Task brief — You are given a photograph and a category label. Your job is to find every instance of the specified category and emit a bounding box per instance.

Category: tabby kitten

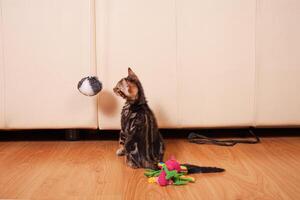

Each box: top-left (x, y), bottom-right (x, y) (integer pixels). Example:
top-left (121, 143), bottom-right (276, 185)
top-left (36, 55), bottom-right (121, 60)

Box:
top-left (113, 68), bottom-right (165, 169)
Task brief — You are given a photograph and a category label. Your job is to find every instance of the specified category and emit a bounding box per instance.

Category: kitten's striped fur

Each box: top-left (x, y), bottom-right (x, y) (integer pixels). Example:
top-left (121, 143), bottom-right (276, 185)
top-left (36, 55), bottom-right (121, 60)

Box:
top-left (113, 68), bottom-right (165, 169)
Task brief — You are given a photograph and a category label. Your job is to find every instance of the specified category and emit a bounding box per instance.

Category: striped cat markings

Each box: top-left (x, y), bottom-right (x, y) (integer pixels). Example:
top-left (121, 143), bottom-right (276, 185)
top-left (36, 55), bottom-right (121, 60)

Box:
top-left (113, 68), bottom-right (165, 169)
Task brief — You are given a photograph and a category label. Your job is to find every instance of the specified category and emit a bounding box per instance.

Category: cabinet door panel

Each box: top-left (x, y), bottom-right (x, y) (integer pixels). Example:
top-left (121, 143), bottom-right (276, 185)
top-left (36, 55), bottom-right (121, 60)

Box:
top-left (177, 0), bottom-right (256, 127)
top-left (255, 0), bottom-right (300, 126)
top-left (2, 0), bottom-right (97, 129)
top-left (0, 11), bottom-right (4, 128)
top-left (97, 0), bottom-right (177, 129)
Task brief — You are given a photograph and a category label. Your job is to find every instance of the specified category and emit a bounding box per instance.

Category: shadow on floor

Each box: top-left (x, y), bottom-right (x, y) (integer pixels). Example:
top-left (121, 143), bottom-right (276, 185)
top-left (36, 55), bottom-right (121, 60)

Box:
top-left (0, 128), bottom-right (299, 141)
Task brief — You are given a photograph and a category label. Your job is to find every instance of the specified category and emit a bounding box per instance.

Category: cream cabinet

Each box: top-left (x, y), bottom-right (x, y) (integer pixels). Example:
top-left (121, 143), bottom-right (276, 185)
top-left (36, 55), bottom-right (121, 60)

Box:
top-left (96, 0), bottom-right (256, 129)
top-left (176, 0), bottom-right (256, 127)
top-left (0, 0), bottom-right (299, 129)
top-left (96, 0), bottom-right (178, 129)
top-left (0, 24), bottom-right (4, 128)
top-left (255, 0), bottom-right (300, 126)
top-left (0, 0), bottom-right (98, 129)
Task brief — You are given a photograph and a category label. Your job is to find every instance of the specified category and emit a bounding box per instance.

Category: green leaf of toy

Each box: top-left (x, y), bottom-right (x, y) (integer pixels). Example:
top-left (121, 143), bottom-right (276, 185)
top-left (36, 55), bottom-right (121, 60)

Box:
top-left (144, 169), bottom-right (161, 177)
top-left (162, 165), bottom-right (169, 173)
top-left (174, 180), bottom-right (189, 185)
top-left (152, 171), bottom-right (162, 177)
top-left (166, 170), bottom-right (178, 180)
top-left (179, 176), bottom-right (195, 182)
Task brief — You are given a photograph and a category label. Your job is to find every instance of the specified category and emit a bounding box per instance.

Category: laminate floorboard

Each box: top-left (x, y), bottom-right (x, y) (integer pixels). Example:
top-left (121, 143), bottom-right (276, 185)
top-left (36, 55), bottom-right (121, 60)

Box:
top-left (0, 137), bottom-right (299, 200)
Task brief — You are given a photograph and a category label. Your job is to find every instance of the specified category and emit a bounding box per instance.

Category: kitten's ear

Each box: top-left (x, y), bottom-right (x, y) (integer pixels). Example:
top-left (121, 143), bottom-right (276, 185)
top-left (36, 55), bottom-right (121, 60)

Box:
top-left (128, 67), bottom-right (137, 78)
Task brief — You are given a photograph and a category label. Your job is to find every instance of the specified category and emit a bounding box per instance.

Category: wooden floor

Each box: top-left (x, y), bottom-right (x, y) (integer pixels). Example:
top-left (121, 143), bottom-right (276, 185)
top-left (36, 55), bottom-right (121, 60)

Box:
top-left (0, 137), bottom-right (299, 200)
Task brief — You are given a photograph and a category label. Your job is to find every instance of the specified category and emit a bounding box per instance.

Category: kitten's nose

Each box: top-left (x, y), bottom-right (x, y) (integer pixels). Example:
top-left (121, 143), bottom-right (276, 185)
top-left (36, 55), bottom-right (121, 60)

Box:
top-left (113, 87), bottom-right (118, 93)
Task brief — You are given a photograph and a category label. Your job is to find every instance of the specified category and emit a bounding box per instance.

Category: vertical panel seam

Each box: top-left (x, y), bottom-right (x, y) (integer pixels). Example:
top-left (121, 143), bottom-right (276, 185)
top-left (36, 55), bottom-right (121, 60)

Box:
top-left (91, 0), bottom-right (99, 129)
top-left (96, 0), bottom-right (109, 129)
top-left (0, 0), bottom-right (6, 128)
top-left (174, 0), bottom-right (180, 128)
top-left (253, 0), bottom-right (259, 127)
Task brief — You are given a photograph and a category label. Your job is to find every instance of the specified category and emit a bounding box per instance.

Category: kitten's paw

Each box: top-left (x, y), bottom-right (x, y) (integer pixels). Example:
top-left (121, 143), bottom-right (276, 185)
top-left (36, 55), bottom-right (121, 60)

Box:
top-left (127, 161), bottom-right (138, 169)
top-left (116, 147), bottom-right (125, 156)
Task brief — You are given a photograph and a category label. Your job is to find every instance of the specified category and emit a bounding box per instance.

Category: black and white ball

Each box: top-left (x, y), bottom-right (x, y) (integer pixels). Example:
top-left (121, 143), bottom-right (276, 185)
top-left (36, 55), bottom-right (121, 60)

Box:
top-left (77, 76), bottom-right (102, 96)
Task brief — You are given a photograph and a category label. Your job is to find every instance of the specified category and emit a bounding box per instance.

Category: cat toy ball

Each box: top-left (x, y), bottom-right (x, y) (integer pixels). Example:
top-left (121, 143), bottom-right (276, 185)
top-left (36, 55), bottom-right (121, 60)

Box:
top-left (77, 76), bottom-right (102, 96)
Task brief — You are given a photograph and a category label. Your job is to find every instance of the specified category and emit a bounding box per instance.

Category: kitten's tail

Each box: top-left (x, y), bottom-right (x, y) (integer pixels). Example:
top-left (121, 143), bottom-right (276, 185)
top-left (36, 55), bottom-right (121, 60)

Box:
top-left (182, 163), bottom-right (225, 174)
